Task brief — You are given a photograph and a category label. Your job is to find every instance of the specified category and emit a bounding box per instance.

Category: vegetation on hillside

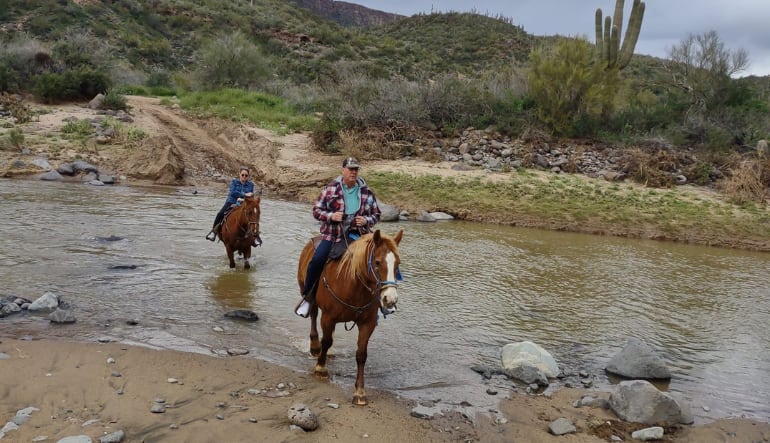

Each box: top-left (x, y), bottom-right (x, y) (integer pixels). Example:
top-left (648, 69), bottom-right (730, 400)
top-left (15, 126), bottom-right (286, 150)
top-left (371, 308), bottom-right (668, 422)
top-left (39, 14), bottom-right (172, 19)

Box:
top-left (1, 0), bottom-right (769, 204)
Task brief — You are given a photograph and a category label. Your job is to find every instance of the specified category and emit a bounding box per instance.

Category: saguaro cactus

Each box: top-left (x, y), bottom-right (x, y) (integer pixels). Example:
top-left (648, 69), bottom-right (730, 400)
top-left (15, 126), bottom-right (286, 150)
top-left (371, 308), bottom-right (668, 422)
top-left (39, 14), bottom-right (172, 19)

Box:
top-left (595, 0), bottom-right (645, 70)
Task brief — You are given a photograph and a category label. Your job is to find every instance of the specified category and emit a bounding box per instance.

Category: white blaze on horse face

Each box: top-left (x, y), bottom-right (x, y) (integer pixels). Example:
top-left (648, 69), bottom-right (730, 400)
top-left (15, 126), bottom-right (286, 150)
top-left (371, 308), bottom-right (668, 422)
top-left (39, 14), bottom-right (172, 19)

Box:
top-left (380, 251), bottom-right (399, 311)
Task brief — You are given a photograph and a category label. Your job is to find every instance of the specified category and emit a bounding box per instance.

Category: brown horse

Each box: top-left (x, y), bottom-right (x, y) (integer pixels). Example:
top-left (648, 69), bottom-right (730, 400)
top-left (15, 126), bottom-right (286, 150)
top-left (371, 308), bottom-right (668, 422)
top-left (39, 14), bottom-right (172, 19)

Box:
top-left (297, 229), bottom-right (403, 406)
top-left (218, 196), bottom-right (262, 269)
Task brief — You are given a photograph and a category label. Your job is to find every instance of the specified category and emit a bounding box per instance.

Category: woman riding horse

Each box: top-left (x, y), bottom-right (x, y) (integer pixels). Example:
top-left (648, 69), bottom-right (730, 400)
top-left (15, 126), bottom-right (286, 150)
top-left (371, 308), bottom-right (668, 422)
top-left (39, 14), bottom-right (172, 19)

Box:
top-left (205, 166), bottom-right (261, 248)
top-left (218, 195), bottom-right (262, 269)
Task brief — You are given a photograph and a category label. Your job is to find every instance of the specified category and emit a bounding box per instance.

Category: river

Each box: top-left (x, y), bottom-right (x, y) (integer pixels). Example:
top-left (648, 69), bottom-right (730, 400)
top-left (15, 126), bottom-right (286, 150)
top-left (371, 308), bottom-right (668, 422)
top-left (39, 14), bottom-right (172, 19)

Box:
top-left (0, 178), bottom-right (768, 424)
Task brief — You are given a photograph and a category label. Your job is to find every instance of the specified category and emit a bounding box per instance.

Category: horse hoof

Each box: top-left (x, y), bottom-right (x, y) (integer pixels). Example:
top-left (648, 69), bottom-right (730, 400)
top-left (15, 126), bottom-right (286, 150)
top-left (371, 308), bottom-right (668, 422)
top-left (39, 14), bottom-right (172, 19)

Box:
top-left (352, 395), bottom-right (367, 406)
top-left (314, 367), bottom-right (329, 379)
top-left (310, 347), bottom-right (321, 357)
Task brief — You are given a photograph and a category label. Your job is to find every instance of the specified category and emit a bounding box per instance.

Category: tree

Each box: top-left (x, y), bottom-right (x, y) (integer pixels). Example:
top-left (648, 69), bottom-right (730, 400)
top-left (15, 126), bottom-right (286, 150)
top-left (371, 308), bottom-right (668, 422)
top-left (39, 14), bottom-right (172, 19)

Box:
top-left (665, 30), bottom-right (749, 115)
top-left (528, 37), bottom-right (619, 135)
top-left (195, 31), bottom-right (271, 89)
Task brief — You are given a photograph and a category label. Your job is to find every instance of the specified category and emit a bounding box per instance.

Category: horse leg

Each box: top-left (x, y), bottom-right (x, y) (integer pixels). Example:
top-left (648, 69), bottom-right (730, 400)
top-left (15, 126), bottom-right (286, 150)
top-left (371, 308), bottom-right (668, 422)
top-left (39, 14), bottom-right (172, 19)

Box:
top-left (314, 316), bottom-right (335, 379)
top-left (243, 246), bottom-right (251, 269)
top-left (225, 245), bottom-right (236, 268)
top-left (352, 321), bottom-right (376, 406)
top-left (309, 304), bottom-right (321, 356)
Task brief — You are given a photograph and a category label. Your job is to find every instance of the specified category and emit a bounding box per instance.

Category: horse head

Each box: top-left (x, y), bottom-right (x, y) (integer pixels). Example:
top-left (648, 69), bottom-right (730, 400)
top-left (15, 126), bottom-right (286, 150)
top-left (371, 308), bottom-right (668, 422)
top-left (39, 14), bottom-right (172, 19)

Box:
top-left (343, 229), bottom-right (404, 313)
top-left (240, 196), bottom-right (262, 245)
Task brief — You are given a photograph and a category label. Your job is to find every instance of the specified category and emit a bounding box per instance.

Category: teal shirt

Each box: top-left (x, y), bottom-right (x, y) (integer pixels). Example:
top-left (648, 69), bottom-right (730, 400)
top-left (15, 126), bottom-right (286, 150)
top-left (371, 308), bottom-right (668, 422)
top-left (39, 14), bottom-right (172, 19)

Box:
top-left (342, 183), bottom-right (360, 215)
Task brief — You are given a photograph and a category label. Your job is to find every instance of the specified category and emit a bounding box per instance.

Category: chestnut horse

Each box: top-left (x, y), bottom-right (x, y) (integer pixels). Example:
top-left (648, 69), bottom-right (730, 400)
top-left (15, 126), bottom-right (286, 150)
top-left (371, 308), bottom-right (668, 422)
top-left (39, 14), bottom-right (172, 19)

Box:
top-left (296, 229), bottom-right (403, 406)
top-left (218, 196), bottom-right (262, 269)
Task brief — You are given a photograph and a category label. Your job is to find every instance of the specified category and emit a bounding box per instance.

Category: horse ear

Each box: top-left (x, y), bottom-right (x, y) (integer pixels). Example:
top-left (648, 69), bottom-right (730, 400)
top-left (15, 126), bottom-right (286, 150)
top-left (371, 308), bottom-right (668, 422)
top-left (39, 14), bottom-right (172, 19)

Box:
top-left (373, 230), bottom-right (381, 243)
top-left (393, 229), bottom-right (403, 245)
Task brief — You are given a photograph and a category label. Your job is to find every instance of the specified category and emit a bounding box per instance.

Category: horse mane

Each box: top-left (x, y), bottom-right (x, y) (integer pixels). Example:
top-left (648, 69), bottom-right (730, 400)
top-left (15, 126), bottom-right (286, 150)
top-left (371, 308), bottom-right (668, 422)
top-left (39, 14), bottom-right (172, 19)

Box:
top-left (337, 232), bottom-right (399, 281)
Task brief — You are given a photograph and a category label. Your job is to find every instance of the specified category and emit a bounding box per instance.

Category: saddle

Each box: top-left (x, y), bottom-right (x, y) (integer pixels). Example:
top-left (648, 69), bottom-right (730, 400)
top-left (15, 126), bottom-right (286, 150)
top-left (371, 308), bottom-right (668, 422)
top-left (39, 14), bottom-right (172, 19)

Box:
top-left (312, 231), bottom-right (360, 261)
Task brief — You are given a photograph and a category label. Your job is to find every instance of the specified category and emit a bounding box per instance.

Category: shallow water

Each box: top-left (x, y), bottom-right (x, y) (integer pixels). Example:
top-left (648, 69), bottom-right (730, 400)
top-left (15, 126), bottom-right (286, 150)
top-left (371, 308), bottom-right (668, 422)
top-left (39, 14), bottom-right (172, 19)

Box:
top-left (1, 178), bottom-right (768, 424)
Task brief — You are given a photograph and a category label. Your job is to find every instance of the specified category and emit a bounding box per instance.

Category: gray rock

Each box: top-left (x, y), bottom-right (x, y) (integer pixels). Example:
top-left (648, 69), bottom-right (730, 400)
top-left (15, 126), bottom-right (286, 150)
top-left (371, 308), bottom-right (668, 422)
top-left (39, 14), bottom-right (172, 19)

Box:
top-left (99, 430), bottom-right (125, 443)
top-left (548, 417), bottom-right (576, 435)
top-left (224, 309), bottom-right (259, 321)
top-left (40, 170), bottom-right (63, 181)
top-left (606, 337), bottom-right (671, 379)
top-left (57, 436), bottom-right (92, 443)
top-left (287, 403), bottom-right (318, 431)
top-left (379, 203), bottom-right (400, 222)
top-left (631, 426), bottom-right (664, 441)
top-left (415, 210), bottom-right (436, 222)
top-left (49, 309), bottom-right (77, 324)
top-left (410, 405), bottom-right (443, 419)
top-left (609, 380), bottom-right (686, 425)
top-left (29, 292), bottom-right (60, 311)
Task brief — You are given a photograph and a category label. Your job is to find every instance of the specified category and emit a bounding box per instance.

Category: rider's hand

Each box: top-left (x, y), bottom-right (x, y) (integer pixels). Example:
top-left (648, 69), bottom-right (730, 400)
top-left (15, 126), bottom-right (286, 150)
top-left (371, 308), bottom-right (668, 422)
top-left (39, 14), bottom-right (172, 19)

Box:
top-left (356, 216), bottom-right (366, 226)
top-left (331, 211), bottom-right (344, 222)
top-left (245, 192), bottom-right (253, 197)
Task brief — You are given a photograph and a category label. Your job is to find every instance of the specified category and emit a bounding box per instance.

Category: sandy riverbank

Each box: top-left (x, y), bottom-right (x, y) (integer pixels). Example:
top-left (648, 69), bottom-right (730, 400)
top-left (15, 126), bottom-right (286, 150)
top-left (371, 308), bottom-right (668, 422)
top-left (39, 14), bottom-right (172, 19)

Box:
top-left (1, 338), bottom-right (768, 442)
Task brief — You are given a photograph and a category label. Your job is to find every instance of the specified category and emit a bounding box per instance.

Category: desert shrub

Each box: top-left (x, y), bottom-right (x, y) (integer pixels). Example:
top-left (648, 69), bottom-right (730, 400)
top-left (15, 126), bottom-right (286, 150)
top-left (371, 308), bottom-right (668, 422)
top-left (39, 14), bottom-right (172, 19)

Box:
top-left (4, 128), bottom-right (24, 149)
top-left (52, 29), bottom-right (113, 71)
top-left (62, 119), bottom-right (95, 138)
top-left (33, 67), bottom-right (111, 102)
top-left (0, 93), bottom-right (33, 123)
top-left (720, 158), bottom-right (768, 204)
top-left (101, 90), bottom-right (127, 110)
top-left (528, 37), bottom-right (619, 135)
top-left (194, 31), bottom-right (272, 89)
top-left (621, 148), bottom-right (679, 188)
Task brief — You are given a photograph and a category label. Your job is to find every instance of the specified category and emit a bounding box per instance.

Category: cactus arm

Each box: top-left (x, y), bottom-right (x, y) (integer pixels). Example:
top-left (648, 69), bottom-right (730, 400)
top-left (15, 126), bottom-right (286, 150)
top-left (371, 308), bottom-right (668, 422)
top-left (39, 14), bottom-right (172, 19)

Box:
top-left (612, 0), bottom-right (625, 46)
top-left (595, 8), bottom-right (604, 59)
top-left (618, 0), bottom-right (645, 68)
top-left (603, 16), bottom-right (612, 65)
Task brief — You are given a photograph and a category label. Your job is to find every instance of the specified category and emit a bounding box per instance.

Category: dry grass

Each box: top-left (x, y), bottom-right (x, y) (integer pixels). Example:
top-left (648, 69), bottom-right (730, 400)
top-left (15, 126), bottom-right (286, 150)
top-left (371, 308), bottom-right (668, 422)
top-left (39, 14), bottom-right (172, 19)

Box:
top-left (720, 156), bottom-right (770, 204)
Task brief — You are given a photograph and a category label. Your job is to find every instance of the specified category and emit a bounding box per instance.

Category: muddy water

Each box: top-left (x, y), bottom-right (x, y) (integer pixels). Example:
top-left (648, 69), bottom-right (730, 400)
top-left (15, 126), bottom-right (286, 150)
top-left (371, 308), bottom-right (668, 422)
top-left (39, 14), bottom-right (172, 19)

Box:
top-left (1, 178), bottom-right (768, 424)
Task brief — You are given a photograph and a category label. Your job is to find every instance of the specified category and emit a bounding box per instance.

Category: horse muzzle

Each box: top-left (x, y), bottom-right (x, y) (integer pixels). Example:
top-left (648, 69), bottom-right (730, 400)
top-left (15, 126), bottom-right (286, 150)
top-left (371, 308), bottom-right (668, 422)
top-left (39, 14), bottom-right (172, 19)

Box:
top-left (379, 284), bottom-right (398, 314)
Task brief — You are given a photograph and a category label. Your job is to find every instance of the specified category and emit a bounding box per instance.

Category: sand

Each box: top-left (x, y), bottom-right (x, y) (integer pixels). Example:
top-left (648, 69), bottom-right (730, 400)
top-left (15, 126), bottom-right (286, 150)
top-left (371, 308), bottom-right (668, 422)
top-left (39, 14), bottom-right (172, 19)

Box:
top-left (1, 337), bottom-right (768, 443)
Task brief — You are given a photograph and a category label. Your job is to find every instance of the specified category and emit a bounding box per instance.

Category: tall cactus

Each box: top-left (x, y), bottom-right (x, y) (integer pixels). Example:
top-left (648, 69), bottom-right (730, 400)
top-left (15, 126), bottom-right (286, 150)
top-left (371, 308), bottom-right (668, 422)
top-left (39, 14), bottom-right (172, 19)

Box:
top-left (595, 0), bottom-right (645, 70)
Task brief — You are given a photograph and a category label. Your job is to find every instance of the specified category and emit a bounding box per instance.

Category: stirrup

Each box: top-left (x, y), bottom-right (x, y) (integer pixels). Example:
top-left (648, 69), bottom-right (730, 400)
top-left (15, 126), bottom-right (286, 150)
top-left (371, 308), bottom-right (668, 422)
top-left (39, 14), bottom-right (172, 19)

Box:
top-left (295, 299), bottom-right (311, 318)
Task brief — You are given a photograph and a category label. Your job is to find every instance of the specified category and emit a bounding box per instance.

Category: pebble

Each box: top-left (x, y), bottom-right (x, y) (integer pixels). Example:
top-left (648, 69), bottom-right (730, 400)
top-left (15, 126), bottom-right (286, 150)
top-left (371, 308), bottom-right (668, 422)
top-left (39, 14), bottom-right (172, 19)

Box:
top-left (167, 378), bottom-right (178, 384)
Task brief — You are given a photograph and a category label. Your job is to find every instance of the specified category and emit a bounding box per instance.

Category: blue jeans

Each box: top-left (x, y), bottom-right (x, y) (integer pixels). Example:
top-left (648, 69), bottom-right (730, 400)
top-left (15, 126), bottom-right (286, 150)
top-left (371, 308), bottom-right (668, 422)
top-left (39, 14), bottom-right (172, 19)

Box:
top-left (303, 239), bottom-right (332, 300)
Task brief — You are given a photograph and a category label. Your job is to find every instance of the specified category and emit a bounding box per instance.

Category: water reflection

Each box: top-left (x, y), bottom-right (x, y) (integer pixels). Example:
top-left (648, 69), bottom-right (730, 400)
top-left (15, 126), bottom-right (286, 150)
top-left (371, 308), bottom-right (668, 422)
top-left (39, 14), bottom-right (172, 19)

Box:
top-left (208, 272), bottom-right (257, 310)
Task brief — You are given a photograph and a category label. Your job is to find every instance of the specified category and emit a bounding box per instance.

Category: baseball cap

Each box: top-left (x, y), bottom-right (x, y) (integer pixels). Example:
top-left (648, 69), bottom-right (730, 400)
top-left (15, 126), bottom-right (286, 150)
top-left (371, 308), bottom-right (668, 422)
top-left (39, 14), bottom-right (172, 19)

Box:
top-left (342, 157), bottom-right (360, 169)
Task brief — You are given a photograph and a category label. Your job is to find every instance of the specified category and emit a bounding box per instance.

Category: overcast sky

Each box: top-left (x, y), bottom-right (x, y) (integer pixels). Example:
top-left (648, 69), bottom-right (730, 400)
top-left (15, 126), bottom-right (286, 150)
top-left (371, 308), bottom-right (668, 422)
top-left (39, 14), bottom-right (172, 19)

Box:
top-left (347, 0), bottom-right (770, 77)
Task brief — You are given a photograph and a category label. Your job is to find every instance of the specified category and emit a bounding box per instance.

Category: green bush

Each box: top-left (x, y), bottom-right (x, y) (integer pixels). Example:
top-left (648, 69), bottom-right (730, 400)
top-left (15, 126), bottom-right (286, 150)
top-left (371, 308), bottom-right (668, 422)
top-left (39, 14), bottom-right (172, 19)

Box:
top-left (33, 67), bottom-right (111, 102)
top-left (194, 31), bottom-right (272, 89)
top-left (102, 90), bottom-right (128, 110)
top-left (528, 37), bottom-right (618, 135)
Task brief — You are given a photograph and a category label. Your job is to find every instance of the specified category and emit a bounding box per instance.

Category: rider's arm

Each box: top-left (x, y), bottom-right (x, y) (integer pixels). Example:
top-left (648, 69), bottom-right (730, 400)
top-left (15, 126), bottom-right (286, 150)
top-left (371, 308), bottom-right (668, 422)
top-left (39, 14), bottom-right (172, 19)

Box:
top-left (312, 185), bottom-right (336, 222)
top-left (361, 189), bottom-right (381, 227)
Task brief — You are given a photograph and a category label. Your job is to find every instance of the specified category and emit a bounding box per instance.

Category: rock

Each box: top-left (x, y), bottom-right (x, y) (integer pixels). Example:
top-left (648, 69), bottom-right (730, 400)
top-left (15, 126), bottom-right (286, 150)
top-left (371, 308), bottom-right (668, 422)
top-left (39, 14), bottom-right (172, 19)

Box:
top-left (631, 426), bottom-right (664, 441)
top-left (99, 430), bottom-right (125, 443)
top-left (49, 309), bottom-right (77, 324)
top-left (28, 291), bottom-right (59, 311)
top-left (605, 337), bottom-right (671, 379)
top-left (379, 203), bottom-right (400, 222)
top-left (287, 403), bottom-right (318, 431)
top-left (501, 341), bottom-right (559, 378)
top-left (548, 417), bottom-right (576, 435)
top-left (609, 380), bottom-right (686, 425)
top-left (40, 170), bottom-right (63, 181)
top-left (224, 309), bottom-right (259, 321)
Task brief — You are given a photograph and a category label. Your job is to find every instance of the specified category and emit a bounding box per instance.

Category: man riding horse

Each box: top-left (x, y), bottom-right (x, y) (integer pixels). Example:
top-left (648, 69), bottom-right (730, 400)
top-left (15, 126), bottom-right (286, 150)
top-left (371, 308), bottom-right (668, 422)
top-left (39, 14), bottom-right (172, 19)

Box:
top-left (294, 157), bottom-right (382, 317)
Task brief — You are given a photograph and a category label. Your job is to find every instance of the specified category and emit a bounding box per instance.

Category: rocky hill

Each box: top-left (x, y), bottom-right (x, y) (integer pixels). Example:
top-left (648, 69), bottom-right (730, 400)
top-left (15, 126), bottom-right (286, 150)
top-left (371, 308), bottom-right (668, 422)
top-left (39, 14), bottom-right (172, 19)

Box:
top-left (289, 0), bottom-right (403, 26)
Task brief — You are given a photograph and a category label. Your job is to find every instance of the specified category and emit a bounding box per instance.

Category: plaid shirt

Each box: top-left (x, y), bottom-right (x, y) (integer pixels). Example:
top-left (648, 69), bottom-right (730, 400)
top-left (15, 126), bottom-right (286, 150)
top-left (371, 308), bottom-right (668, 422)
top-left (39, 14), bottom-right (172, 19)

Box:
top-left (313, 176), bottom-right (381, 242)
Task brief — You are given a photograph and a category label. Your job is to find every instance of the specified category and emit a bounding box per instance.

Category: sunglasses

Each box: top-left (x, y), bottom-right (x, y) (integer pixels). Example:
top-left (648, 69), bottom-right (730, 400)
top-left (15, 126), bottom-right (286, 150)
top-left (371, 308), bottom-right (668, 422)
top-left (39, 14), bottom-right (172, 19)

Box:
top-left (240, 173), bottom-right (249, 177)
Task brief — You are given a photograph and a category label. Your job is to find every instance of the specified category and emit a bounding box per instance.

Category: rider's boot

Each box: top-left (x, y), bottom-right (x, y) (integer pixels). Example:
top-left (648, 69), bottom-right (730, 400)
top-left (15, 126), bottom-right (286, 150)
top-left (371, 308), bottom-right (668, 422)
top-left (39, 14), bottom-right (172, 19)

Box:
top-left (295, 286), bottom-right (317, 318)
top-left (205, 230), bottom-right (216, 241)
